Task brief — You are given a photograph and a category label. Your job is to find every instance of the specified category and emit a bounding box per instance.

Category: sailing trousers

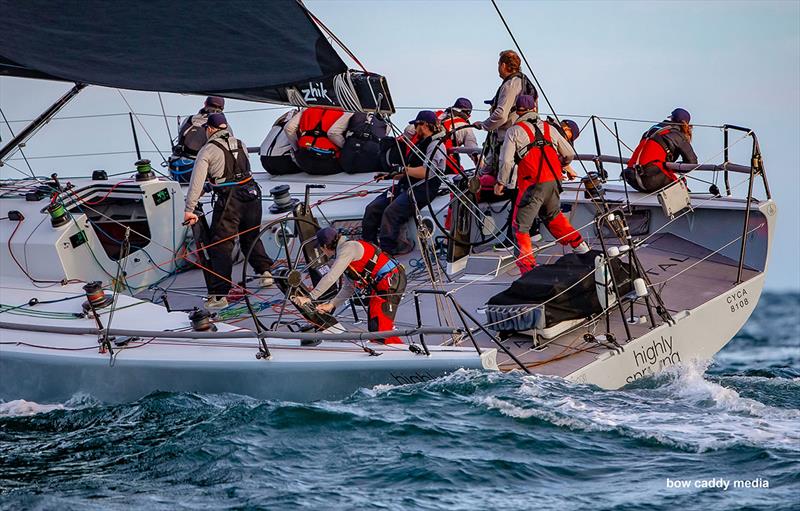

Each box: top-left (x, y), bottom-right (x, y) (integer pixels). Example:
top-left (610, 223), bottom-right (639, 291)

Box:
top-left (513, 180), bottom-right (583, 273)
top-left (294, 150), bottom-right (342, 175)
top-left (260, 155), bottom-right (301, 176)
top-left (206, 183), bottom-right (274, 297)
top-left (362, 179), bottom-right (440, 255)
top-left (622, 164), bottom-right (675, 193)
top-left (366, 268), bottom-right (407, 344)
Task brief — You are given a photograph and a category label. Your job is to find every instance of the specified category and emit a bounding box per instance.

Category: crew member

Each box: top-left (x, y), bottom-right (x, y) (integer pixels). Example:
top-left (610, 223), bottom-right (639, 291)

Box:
top-left (285, 106), bottom-right (352, 175)
top-left (168, 96), bottom-right (227, 182)
top-left (560, 119), bottom-right (580, 146)
top-left (362, 110), bottom-right (447, 256)
top-left (474, 50), bottom-right (537, 175)
top-left (623, 108), bottom-right (697, 193)
top-left (259, 109), bottom-right (301, 175)
top-left (440, 97), bottom-right (480, 171)
top-left (495, 95), bottom-right (589, 273)
top-left (174, 96), bottom-right (226, 158)
top-left (474, 50), bottom-right (537, 248)
top-left (183, 113), bottom-right (275, 309)
top-left (294, 227), bottom-right (407, 345)
top-left (546, 117), bottom-right (581, 180)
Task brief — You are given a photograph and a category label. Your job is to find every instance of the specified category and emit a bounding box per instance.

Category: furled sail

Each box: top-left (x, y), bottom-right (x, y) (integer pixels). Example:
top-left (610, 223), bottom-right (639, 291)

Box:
top-left (0, 0), bottom-right (394, 113)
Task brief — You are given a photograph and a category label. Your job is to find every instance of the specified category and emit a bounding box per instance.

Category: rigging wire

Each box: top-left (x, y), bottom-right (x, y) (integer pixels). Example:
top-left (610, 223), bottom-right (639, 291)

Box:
top-left (115, 89), bottom-right (170, 172)
top-left (490, 0), bottom-right (558, 123)
top-left (157, 92), bottom-right (174, 142)
top-left (0, 107), bottom-right (37, 178)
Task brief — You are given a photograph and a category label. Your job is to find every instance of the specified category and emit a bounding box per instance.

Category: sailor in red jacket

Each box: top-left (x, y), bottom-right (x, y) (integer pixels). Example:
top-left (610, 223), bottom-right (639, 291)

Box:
top-left (293, 227), bottom-right (407, 344)
top-left (440, 97), bottom-right (480, 172)
top-left (285, 106), bottom-right (352, 175)
top-left (623, 108), bottom-right (697, 193)
top-left (495, 95), bottom-right (589, 273)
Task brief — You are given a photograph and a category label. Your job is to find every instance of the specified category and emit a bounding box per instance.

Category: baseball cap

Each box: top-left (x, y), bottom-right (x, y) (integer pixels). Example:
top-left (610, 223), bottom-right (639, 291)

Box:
top-left (515, 95), bottom-right (536, 111)
top-left (408, 110), bottom-right (438, 125)
top-left (670, 108), bottom-right (691, 123)
top-left (203, 112), bottom-right (228, 129)
top-left (452, 97), bottom-right (473, 112)
top-left (561, 119), bottom-right (580, 141)
top-left (205, 96), bottom-right (225, 109)
top-left (315, 226), bottom-right (339, 248)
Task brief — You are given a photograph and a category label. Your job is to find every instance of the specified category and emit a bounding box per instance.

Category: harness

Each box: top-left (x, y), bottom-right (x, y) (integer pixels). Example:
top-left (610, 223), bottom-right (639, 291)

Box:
top-left (631, 125), bottom-right (679, 181)
top-left (264, 110), bottom-right (296, 157)
top-left (343, 240), bottom-right (399, 289)
top-left (208, 137), bottom-right (253, 188)
top-left (348, 113), bottom-right (384, 143)
top-left (515, 120), bottom-right (562, 185)
top-left (441, 114), bottom-right (468, 174)
top-left (490, 72), bottom-right (536, 110)
top-left (298, 107), bottom-right (345, 157)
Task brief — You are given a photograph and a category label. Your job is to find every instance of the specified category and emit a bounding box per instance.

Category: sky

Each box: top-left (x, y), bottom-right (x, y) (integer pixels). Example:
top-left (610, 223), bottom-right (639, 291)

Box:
top-left (0, 0), bottom-right (798, 290)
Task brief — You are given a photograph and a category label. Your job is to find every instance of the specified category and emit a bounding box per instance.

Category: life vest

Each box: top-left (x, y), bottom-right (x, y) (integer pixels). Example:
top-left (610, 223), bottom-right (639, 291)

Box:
top-left (297, 107), bottom-right (345, 158)
top-left (545, 116), bottom-right (570, 143)
top-left (515, 121), bottom-right (562, 185)
top-left (490, 72), bottom-right (537, 111)
top-left (340, 112), bottom-right (388, 174)
top-left (441, 114), bottom-right (469, 174)
top-left (404, 134), bottom-right (431, 167)
top-left (260, 110), bottom-right (297, 158)
top-left (175, 111), bottom-right (210, 157)
top-left (627, 126), bottom-right (679, 181)
top-left (208, 136), bottom-right (252, 187)
top-left (343, 240), bottom-right (397, 288)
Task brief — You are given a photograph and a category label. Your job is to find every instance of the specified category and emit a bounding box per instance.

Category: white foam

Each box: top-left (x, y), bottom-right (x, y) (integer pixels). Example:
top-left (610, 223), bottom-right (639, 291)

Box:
top-left (487, 363), bottom-right (800, 453)
top-left (0, 399), bottom-right (64, 417)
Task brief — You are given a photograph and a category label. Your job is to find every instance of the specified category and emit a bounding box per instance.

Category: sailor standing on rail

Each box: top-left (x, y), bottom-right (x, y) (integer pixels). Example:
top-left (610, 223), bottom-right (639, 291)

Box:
top-left (495, 95), bottom-right (589, 274)
top-left (183, 113), bottom-right (275, 310)
top-left (293, 227), bottom-right (407, 345)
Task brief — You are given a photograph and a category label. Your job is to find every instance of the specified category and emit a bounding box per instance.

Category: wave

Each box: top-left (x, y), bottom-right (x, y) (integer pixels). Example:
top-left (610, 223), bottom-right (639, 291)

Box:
top-left (474, 361), bottom-right (800, 453)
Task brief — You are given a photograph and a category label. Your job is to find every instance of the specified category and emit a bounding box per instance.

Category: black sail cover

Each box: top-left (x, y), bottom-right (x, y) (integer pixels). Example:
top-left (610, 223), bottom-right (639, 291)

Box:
top-left (0, 0), bottom-right (394, 113)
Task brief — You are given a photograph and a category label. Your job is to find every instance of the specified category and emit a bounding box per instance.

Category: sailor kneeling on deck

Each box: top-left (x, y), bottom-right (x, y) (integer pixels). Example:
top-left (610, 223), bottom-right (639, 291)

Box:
top-left (495, 95), bottom-right (588, 274)
top-left (622, 108), bottom-right (697, 193)
top-left (294, 227), bottom-right (407, 345)
top-left (183, 113), bottom-right (275, 309)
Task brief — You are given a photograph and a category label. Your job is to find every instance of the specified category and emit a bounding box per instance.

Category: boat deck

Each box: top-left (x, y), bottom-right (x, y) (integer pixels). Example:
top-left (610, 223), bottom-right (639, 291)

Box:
top-left (150, 232), bottom-right (759, 379)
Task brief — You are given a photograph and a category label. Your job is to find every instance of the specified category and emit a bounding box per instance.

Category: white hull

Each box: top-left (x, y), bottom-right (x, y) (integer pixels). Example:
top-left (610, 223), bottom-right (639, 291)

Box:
top-left (0, 173), bottom-right (775, 402)
top-left (569, 274), bottom-right (765, 388)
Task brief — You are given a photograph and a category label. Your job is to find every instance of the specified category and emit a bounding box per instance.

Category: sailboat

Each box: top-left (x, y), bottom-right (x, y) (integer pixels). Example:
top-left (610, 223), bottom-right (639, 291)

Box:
top-left (0, 1), bottom-right (775, 403)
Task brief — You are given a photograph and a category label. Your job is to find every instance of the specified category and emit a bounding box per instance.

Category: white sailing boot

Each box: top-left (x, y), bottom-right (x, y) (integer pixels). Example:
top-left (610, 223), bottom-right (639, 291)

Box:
top-left (205, 296), bottom-right (229, 310)
top-left (260, 270), bottom-right (275, 288)
top-left (573, 241), bottom-right (590, 254)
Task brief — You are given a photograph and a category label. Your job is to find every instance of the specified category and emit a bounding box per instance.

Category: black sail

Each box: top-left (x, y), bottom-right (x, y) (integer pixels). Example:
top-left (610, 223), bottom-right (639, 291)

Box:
top-left (0, 0), bottom-right (393, 112)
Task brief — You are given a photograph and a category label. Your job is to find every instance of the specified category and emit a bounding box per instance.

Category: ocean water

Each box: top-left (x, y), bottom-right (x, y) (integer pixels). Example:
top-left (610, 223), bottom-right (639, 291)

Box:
top-left (1, 293), bottom-right (798, 510)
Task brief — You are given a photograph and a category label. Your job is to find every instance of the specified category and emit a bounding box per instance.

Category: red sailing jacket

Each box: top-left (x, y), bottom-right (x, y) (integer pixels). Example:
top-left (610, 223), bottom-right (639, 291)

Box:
top-left (628, 127), bottom-right (679, 181)
top-left (298, 107), bottom-right (345, 157)
top-left (515, 121), bottom-right (562, 185)
top-left (343, 240), bottom-right (393, 287)
top-left (441, 116), bottom-right (468, 174)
